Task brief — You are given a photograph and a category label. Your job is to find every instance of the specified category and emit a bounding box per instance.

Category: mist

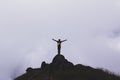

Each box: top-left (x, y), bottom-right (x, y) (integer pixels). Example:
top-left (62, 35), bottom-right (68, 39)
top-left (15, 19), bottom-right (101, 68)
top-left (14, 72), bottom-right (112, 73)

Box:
top-left (0, 0), bottom-right (120, 80)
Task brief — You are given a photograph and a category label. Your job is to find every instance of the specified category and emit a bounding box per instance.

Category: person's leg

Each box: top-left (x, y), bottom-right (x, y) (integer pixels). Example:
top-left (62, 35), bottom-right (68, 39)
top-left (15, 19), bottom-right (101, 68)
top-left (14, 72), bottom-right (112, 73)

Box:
top-left (58, 45), bottom-right (60, 55)
top-left (59, 45), bottom-right (61, 54)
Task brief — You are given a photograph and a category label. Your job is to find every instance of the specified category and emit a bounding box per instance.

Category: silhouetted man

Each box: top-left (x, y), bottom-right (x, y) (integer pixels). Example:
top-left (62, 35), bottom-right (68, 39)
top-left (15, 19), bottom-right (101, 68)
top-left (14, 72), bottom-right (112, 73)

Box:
top-left (52, 39), bottom-right (67, 55)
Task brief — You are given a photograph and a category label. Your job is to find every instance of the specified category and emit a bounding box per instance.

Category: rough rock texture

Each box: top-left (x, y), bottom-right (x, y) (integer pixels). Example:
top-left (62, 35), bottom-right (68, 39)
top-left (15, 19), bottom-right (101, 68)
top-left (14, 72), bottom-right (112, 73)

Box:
top-left (15, 54), bottom-right (120, 80)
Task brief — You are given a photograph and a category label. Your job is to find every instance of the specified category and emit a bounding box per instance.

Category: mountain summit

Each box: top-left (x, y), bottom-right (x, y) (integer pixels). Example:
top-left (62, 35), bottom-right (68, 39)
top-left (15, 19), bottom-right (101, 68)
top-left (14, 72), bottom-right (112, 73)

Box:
top-left (15, 54), bottom-right (120, 80)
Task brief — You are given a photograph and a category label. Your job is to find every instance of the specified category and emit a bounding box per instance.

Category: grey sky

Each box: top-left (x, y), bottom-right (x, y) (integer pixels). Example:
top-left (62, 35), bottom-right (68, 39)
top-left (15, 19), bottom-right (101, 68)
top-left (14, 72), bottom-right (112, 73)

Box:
top-left (0, 0), bottom-right (120, 80)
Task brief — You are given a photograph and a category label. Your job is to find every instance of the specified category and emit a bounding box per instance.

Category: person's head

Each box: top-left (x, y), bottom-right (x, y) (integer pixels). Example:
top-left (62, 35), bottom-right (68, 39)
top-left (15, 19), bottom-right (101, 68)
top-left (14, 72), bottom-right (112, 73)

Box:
top-left (58, 39), bottom-right (61, 41)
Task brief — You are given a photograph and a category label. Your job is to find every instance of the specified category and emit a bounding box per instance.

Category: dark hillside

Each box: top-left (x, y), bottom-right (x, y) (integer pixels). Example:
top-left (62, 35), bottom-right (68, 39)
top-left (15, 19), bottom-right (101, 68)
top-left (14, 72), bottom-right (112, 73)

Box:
top-left (15, 54), bottom-right (120, 80)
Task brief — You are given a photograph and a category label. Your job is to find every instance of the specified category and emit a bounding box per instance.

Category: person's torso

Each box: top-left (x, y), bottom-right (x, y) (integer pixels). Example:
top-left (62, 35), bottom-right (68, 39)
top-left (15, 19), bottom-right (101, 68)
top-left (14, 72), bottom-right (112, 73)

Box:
top-left (57, 41), bottom-right (61, 46)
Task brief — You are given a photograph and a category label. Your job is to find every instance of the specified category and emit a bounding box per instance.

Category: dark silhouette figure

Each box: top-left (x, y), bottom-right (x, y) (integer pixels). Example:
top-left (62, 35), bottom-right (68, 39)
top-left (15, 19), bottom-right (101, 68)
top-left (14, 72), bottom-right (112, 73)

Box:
top-left (52, 39), bottom-right (67, 55)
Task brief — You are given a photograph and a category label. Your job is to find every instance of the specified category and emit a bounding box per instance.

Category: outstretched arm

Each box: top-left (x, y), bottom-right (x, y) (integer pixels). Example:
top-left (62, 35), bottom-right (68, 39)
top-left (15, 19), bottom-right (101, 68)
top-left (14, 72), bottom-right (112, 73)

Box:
top-left (61, 39), bottom-right (67, 42)
top-left (52, 39), bottom-right (57, 42)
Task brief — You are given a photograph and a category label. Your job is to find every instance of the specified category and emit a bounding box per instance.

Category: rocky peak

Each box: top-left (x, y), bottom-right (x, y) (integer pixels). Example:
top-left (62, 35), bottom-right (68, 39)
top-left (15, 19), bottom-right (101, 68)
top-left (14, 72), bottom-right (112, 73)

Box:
top-left (51, 54), bottom-right (74, 70)
top-left (15, 54), bottom-right (120, 80)
top-left (41, 54), bottom-right (74, 71)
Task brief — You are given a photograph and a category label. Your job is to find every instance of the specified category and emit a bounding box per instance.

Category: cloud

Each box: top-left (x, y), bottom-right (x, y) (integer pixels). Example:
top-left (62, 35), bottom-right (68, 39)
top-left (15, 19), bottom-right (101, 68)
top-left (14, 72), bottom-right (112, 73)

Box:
top-left (0, 0), bottom-right (120, 80)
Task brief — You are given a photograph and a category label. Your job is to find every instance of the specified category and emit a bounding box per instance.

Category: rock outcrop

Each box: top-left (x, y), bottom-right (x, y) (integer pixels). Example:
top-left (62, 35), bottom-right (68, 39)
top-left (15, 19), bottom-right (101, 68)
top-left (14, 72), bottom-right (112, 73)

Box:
top-left (15, 54), bottom-right (120, 80)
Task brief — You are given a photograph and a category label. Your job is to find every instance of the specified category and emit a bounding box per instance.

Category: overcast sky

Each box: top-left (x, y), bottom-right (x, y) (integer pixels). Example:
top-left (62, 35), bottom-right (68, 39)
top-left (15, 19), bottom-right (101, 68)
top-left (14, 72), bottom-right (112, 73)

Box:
top-left (0, 0), bottom-right (120, 80)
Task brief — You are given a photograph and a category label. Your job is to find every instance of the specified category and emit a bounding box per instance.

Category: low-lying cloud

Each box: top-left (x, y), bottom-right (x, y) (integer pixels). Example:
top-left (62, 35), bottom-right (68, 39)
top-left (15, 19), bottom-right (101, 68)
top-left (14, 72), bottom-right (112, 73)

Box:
top-left (0, 0), bottom-right (120, 80)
